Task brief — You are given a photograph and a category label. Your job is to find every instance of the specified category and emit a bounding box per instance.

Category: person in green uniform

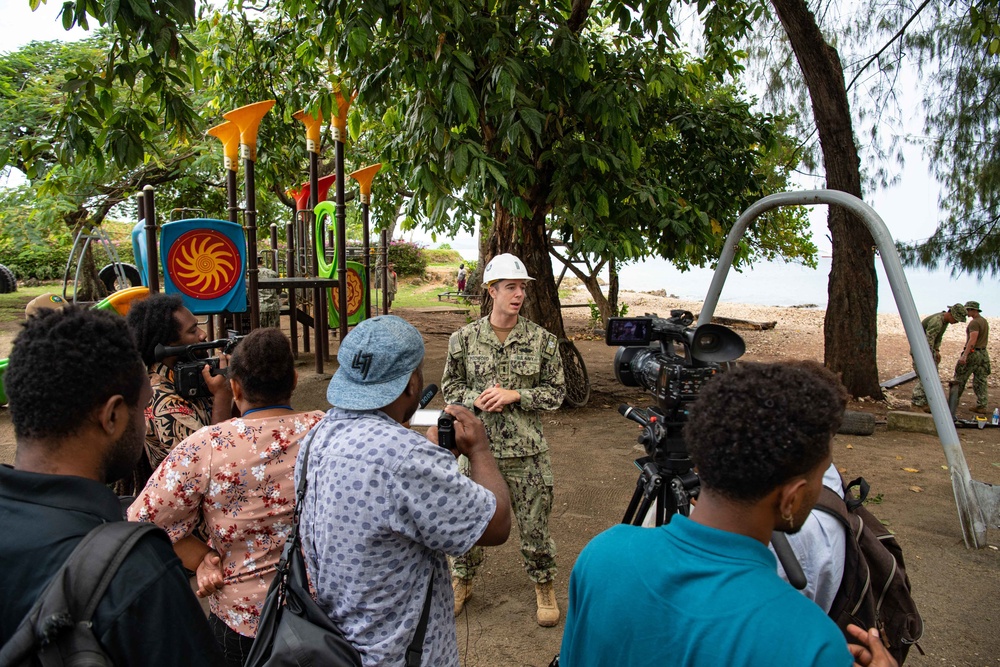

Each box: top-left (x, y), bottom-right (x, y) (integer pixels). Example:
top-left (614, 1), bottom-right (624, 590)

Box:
top-left (911, 303), bottom-right (966, 411)
top-left (442, 253), bottom-right (565, 627)
top-left (952, 300), bottom-right (991, 414)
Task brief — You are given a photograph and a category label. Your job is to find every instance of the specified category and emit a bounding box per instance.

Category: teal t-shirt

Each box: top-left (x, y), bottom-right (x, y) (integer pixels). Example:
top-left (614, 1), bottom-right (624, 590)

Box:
top-left (560, 515), bottom-right (852, 667)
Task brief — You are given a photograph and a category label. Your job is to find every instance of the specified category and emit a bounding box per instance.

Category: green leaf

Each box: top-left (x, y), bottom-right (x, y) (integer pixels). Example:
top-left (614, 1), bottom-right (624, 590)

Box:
top-left (597, 193), bottom-right (610, 217)
top-left (348, 28), bottom-right (368, 57)
top-left (485, 161), bottom-right (508, 190)
top-left (453, 82), bottom-right (475, 122)
top-left (348, 109), bottom-right (362, 142)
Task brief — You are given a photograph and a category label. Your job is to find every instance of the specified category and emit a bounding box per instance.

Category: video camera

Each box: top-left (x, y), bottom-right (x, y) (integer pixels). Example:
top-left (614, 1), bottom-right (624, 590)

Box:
top-left (607, 310), bottom-right (746, 417)
top-left (154, 335), bottom-right (244, 399)
top-left (606, 311), bottom-right (745, 525)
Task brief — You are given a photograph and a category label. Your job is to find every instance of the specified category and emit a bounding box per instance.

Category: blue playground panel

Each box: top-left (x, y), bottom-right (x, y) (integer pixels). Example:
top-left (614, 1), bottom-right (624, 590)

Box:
top-left (160, 219), bottom-right (247, 315)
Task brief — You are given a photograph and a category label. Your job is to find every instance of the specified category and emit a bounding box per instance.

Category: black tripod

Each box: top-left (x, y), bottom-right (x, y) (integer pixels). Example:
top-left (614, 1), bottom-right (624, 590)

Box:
top-left (617, 403), bottom-right (806, 589)
top-left (619, 405), bottom-right (698, 526)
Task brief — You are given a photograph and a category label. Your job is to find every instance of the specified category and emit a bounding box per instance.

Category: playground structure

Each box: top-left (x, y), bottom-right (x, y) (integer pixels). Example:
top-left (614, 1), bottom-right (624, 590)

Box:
top-left (133, 94), bottom-right (390, 374)
top-left (0, 91), bottom-right (395, 404)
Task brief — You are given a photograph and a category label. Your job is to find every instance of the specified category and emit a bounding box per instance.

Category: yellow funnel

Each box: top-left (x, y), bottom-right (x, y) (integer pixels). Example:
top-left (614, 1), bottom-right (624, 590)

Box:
top-left (206, 121), bottom-right (240, 172)
top-left (349, 163), bottom-right (382, 204)
top-left (223, 100), bottom-right (276, 162)
top-left (331, 87), bottom-right (357, 143)
top-left (293, 108), bottom-right (324, 154)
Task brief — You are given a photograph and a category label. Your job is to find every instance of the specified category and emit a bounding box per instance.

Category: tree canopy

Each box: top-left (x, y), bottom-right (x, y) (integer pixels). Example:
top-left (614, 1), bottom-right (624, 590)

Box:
top-left (6, 0), bottom-right (817, 336)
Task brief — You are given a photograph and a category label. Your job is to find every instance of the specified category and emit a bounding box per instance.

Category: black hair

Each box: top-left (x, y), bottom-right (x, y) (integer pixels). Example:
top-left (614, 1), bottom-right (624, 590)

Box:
top-left (126, 294), bottom-right (185, 366)
top-left (683, 361), bottom-right (847, 503)
top-left (228, 328), bottom-right (296, 406)
top-left (7, 307), bottom-right (146, 441)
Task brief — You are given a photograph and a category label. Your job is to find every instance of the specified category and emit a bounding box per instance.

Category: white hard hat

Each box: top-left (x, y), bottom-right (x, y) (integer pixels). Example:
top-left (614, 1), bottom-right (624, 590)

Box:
top-left (482, 253), bottom-right (534, 287)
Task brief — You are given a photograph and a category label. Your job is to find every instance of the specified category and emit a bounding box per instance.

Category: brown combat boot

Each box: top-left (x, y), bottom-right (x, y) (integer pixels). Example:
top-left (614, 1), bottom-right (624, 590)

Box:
top-left (972, 406), bottom-right (990, 415)
top-left (452, 577), bottom-right (473, 616)
top-left (534, 581), bottom-right (560, 627)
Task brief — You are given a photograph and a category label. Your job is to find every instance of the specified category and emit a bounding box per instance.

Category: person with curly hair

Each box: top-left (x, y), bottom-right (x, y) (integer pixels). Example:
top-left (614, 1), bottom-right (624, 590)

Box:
top-left (0, 307), bottom-right (220, 665)
top-left (124, 294), bottom-right (233, 491)
top-left (559, 362), bottom-right (896, 667)
top-left (129, 328), bottom-right (323, 667)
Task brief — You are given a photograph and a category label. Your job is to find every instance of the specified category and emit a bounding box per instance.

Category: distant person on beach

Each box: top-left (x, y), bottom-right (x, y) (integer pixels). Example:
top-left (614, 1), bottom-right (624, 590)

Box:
top-left (951, 300), bottom-right (991, 414)
top-left (911, 303), bottom-right (967, 411)
top-left (457, 263), bottom-right (467, 293)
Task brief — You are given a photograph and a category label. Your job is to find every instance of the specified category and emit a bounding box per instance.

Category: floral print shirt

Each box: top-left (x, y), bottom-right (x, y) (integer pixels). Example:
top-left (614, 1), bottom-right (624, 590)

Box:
top-left (129, 410), bottom-right (324, 637)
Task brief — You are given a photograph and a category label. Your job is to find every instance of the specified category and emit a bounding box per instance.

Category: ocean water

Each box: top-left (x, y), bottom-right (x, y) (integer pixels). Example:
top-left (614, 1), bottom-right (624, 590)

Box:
top-left (455, 250), bottom-right (1000, 316)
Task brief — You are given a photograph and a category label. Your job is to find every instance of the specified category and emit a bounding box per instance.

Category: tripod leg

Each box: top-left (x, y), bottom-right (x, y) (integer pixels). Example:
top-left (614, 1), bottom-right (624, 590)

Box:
top-left (622, 475), bottom-right (646, 525)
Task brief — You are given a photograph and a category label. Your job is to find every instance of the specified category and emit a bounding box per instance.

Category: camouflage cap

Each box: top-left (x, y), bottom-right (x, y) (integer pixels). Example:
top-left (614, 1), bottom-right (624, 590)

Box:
top-left (949, 303), bottom-right (968, 322)
top-left (964, 300), bottom-right (982, 313)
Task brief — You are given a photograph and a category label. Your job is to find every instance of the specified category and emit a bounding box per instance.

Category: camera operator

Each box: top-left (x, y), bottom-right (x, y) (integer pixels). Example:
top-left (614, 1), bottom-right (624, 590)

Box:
top-left (122, 294), bottom-right (233, 491)
top-left (297, 315), bottom-right (511, 667)
top-left (442, 253), bottom-right (565, 627)
top-left (559, 363), bottom-right (896, 667)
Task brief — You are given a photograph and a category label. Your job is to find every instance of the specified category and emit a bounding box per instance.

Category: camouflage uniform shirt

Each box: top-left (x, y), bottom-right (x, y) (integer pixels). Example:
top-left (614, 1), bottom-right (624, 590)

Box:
top-left (443, 316), bottom-right (565, 458)
top-left (922, 312), bottom-right (949, 354)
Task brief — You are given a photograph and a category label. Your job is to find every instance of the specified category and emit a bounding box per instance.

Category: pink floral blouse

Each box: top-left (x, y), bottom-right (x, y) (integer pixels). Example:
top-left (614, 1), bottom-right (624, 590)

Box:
top-left (129, 410), bottom-right (324, 637)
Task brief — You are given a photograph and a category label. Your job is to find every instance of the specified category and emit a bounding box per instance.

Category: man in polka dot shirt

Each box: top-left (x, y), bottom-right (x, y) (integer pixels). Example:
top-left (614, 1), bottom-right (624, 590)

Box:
top-left (296, 315), bottom-right (512, 667)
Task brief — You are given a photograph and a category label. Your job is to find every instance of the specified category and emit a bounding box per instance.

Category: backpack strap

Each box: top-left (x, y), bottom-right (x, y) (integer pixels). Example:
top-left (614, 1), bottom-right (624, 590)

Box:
top-left (0, 521), bottom-right (161, 665)
top-left (404, 573), bottom-right (435, 667)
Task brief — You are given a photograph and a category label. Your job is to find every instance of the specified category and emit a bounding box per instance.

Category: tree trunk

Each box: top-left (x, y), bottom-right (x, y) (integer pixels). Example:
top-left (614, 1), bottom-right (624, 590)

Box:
top-left (76, 241), bottom-right (108, 302)
top-left (485, 200), bottom-right (567, 338)
top-left (770, 0), bottom-right (882, 398)
top-left (608, 256), bottom-right (619, 318)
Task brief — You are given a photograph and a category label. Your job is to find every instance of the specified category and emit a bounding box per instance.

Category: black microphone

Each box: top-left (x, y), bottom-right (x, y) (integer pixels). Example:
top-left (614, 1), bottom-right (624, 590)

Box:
top-left (419, 383), bottom-right (439, 409)
top-left (618, 404), bottom-right (648, 426)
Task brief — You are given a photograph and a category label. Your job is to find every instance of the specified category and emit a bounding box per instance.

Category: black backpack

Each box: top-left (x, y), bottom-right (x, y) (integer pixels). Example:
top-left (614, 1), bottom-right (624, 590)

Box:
top-left (0, 521), bottom-right (160, 666)
top-left (813, 477), bottom-right (924, 664)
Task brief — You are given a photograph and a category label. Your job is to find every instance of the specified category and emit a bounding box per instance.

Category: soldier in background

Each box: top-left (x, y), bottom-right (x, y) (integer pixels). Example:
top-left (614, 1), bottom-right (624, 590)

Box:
top-left (257, 253), bottom-right (281, 329)
top-left (442, 253), bottom-right (565, 627)
top-left (910, 302), bottom-right (966, 412)
top-left (952, 300), bottom-right (991, 414)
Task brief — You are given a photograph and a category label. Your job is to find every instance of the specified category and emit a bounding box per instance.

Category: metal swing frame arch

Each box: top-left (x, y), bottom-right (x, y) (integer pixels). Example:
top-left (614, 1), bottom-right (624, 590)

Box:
top-left (698, 190), bottom-right (998, 549)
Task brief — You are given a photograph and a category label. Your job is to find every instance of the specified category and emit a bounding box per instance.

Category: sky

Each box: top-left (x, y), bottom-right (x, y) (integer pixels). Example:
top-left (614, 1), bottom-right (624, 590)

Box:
top-left (0, 1), bottom-right (958, 258)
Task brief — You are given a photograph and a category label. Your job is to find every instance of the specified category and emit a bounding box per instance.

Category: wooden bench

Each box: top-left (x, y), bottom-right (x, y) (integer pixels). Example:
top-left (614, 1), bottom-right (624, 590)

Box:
top-left (438, 291), bottom-right (480, 303)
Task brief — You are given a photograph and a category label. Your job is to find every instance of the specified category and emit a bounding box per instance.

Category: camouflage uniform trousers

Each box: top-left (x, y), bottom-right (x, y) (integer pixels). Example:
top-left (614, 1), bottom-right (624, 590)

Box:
top-left (451, 450), bottom-right (557, 584)
top-left (952, 349), bottom-right (992, 409)
top-left (910, 355), bottom-right (941, 407)
top-left (260, 308), bottom-right (280, 328)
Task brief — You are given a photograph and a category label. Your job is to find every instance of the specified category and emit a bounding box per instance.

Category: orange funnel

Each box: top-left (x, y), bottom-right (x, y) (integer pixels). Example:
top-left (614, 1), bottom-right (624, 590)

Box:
top-left (293, 108), bottom-right (324, 154)
top-left (223, 100), bottom-right (276, 162)
top-left (331, 87), bottom-right (357, 143)
top-left (207, 121), bottom-right (240, 172)
top-left (349, 163), bottom-right (382, 204)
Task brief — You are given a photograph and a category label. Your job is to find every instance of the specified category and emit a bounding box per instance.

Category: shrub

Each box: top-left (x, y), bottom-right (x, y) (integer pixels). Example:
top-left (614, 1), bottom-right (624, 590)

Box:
top-left (388, 240), bottom-right (427, 277)
top-left (0, 222), bottom-right (136, 281)
top-left (0, 244), bottom-right (68, 281)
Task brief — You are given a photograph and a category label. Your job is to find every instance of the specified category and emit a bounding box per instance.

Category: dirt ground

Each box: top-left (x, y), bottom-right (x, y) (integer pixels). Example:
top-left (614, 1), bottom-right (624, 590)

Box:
top-left (1, 286), bottom-right (999, 665)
